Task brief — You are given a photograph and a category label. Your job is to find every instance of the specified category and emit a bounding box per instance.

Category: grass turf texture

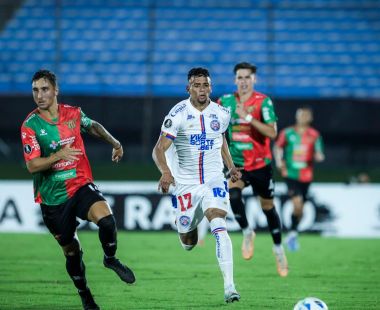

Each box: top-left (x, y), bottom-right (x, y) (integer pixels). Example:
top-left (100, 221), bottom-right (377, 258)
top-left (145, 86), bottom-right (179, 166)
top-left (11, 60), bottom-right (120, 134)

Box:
top-left (0, 232), bottom-right (378, 309)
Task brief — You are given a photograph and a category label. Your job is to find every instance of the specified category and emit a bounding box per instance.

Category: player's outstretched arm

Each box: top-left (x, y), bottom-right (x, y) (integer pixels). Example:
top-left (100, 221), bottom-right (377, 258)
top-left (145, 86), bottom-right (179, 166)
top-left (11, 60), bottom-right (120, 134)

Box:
top-left (152, 135), bottom-right (175, 193)
top-left (86, 121), bottom-right (123, 162)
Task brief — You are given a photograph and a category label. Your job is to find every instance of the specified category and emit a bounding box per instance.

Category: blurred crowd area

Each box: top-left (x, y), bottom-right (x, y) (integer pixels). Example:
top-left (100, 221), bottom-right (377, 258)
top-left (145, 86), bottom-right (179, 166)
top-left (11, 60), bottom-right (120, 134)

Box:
top-left (0, 0), bottom-right (379, 181)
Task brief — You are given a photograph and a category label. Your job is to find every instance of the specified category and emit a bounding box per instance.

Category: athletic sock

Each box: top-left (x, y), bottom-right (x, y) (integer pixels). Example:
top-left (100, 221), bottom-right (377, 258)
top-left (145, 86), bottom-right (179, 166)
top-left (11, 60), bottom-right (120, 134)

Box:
top-left (263, 207), bottom-right (282, 245)
top-left (229, 188), bottom-right (249, 230)
top-left (210, 217), bottom-right (234, 290)
top-left (98, 214), bottom-right (117, 258)
top-left (65, 251), bottom-right (88, 292)
top-left (290, 214), bottom-right (300, 232)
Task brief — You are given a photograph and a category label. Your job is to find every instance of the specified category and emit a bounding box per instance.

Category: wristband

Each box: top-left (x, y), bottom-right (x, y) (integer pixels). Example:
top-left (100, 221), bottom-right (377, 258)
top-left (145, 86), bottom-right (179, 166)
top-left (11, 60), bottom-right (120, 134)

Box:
top-left (245, 114), bottom-right (253, 123)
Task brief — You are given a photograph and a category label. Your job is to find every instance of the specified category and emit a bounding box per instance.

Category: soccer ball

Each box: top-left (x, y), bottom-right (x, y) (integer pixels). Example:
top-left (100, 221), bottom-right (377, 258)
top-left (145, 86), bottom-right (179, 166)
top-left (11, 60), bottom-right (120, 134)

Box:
top-left (293, 297), bottom-right (328, 310)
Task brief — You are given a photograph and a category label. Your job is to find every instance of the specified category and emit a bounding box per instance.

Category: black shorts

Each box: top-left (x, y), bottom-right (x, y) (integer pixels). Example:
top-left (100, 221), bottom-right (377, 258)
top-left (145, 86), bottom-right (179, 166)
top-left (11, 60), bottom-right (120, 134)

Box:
top-left (40, 183), bottom-right (106, 246)
top-left (241, 164), bottom-right (275, 199)
top-left (285, 178), bottom-right (310, 201)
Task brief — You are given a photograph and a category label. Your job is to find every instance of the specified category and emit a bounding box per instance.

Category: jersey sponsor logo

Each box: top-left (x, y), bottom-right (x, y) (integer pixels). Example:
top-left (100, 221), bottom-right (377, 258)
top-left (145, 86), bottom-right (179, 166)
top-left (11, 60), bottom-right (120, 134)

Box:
top-left (50, 141), bottom-right (59, 150)
top-left (24, 144), bottom-right (32, 154)
top-left (190, 133), bottom-right (214, 150)
top-left (164, 119), bottom-right (172, 128)
top-left (187, 114), bottom-right (195, 120)
top-left (218, 105), bottom-right (230, 114)
top-left (59, 136), bottom-right (75, 146)
top-left (52, 160), bottom-right (74, 170)
top-left (179, 215), bottom-right (191, 228)
top-left (64, 119), bottom-right (76, 130)
top-left (210, 120), bottom-right (220, 131)
top-left (170, 103), bottom-right (186, 117)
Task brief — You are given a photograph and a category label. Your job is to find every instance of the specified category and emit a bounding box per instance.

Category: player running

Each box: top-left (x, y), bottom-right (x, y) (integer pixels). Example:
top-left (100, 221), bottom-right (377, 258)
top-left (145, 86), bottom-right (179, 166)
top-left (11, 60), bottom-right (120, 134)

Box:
top-left (153, 67), bottom-right (242, 303)
top-left (274, 107), bottom-right (325, 251)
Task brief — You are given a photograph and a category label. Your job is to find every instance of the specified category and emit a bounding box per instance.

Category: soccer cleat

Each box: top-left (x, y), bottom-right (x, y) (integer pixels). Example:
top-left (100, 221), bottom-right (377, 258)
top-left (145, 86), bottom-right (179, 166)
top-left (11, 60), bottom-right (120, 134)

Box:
top-left (272, 245), bottom-right (289, 277)
top-left (79, 289), bottom-right (100, 310)
top-left (103, 257), bottom-right (136, 284)
top-left (241, 231), bottom-right (256, 260)
top-left (286, 232), bottom-right (300, 252)
top-left (224, 287), bottom-right (241, 303)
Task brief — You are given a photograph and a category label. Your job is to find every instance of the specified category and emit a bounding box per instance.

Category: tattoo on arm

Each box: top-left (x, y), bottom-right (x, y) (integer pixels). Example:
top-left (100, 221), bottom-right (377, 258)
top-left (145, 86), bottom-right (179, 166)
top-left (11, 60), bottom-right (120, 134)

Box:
top-left (87, 121), bottom-right (120, 148)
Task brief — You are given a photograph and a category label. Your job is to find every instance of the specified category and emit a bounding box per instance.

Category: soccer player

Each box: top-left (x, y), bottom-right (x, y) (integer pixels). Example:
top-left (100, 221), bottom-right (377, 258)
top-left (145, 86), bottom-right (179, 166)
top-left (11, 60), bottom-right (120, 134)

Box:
top-left (274, 107), bottom-right (325, 251)
top-left (21, 70), bottom-right (135, 310)
top-left (218, 62), bottom-right (288, 277)
top-left (152, 67), bottom-right (242, 303)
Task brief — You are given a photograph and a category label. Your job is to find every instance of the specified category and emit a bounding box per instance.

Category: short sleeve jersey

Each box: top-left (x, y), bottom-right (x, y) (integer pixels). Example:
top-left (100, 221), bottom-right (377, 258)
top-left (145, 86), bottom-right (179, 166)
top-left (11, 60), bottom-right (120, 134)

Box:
top-left (219, 91), bottom-right (277, 171)
top-left (21, 104), bottom-right (94, 205)
top-left (276, 126), bottom-right (324, 182)
top-left (160, 99), bottom-right (230, 185)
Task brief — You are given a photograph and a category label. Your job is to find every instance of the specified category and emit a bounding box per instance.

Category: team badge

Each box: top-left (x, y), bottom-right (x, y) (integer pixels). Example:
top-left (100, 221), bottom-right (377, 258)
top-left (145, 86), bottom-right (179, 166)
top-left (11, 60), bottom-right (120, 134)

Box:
top-left (210, 120), bottom-right (220, 131)
top-left (164, 119), bottom-right (172, 128)
top-left (64, 119), bottom-right (76, 130)
top-left (24, 144), bottom-right (32, 154)
top-left (179, 215), bottom-right (191, 228)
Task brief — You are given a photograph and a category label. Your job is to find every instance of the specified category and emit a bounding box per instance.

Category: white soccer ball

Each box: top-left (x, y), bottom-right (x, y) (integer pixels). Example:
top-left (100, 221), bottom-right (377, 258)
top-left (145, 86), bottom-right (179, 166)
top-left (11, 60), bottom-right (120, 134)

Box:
top-left (293, 297), bottom-right (328, 310)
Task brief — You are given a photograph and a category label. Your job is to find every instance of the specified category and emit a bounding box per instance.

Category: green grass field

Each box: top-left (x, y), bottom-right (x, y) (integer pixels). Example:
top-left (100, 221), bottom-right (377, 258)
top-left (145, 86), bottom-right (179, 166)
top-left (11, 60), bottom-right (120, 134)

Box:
top-left (0, 232), bottom-right (379, 309)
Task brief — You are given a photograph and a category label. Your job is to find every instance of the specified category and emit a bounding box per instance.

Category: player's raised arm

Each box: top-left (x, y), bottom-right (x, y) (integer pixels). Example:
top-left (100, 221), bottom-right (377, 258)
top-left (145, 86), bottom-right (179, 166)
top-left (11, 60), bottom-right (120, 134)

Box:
top-left (152, 135), bottom-right (175, 193)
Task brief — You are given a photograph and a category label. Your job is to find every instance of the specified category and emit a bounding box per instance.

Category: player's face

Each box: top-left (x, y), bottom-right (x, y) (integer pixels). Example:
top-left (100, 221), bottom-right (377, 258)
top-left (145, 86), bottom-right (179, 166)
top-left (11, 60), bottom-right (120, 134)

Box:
top-left (32, 78), bottom-right (58, 111)
top-left (296, 109), bottom-right (313, 125)
top-left (235, 68), bottom-right (256, 95)
top-left (188, 75), bottom-right (212, 105)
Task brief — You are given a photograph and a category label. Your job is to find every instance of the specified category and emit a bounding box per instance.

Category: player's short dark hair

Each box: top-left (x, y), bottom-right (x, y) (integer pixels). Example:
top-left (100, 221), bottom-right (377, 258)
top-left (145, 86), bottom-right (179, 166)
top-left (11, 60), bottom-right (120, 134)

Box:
top-left (32, 69), bottom-right (57, 88)
top-left (233, 62), bottom-right (257, 74)
top-left (298, 105), bottom-right (313, 113)
top-left (187, 67), bottom-right (210, 81)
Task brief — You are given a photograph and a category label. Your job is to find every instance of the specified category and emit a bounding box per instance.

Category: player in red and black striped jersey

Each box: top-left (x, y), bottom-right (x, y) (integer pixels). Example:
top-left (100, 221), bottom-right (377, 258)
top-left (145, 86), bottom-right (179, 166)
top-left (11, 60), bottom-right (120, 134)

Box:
top-left (274, 107), bottom-right (325, 251)
top-left (21, 70), bottom-right (135, 310)
top-left (219, 62), bottom-right (288, 277)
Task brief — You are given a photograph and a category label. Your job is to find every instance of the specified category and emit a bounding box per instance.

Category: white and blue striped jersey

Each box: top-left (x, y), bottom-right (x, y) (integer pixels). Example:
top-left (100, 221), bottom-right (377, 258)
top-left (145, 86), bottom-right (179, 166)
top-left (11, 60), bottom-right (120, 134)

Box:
top-left (160, 98), bottom-right (231, 185)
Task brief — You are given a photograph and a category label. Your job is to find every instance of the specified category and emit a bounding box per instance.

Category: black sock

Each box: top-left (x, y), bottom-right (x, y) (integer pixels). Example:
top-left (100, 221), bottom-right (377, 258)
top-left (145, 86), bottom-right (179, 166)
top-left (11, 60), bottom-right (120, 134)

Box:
top-left (263, 207), bottom-right (282, 245)
top-left (290, 214), bottom-right (300, 231)
top-left (65, 251), bottom-right (88, 292)
top-left (98, 214), bottom-right (117, 258)
top-left (229, 188), bottom-right (249, 230)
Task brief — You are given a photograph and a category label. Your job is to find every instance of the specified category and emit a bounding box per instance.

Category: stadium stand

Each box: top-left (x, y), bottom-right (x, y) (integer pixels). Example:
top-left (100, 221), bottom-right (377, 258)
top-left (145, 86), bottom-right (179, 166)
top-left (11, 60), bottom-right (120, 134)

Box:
top-left (0, 0), bottom-right (379, 98)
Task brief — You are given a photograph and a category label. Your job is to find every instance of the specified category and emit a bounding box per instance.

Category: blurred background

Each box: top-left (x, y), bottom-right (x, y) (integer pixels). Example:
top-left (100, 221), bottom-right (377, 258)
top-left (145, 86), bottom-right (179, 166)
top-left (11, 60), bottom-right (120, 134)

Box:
top-left (0, 0), bottom-right (380, 182)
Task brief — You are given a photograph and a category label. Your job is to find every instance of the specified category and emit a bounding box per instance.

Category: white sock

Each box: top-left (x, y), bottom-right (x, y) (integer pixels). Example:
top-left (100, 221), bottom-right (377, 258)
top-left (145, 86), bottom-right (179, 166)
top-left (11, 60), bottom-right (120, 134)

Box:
top-left (210, 217), bottom-right (234, 290)
top-left (242, 226), bottom-right (253, 237)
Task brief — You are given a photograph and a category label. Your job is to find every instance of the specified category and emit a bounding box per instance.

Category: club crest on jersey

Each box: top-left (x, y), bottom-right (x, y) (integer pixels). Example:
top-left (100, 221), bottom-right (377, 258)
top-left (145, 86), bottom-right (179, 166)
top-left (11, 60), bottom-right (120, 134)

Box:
top-left (50, 141), bottom-right (59, 149)
top-left (210, 120), bottom-right (220, 131)
top-left (64, 119), bottom-right (76, 130)
top-left (179, 215), bottom-right (191, 228)
top-left (24, 144), bottom-right (32, 154)
top-left (164, 119), bottom-right (172, 128)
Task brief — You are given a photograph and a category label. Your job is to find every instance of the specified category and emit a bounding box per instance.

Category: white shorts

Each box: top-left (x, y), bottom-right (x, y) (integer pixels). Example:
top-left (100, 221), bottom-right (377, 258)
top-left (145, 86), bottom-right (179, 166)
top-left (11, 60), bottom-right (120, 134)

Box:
top-left (172, 178), bottom-right (230, 234)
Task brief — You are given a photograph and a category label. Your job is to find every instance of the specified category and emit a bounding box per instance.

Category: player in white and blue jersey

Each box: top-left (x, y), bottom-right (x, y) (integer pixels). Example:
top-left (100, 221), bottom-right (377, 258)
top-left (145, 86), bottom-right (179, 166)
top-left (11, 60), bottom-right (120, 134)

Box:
top-left (153, 68), bottom-right (241, 303)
